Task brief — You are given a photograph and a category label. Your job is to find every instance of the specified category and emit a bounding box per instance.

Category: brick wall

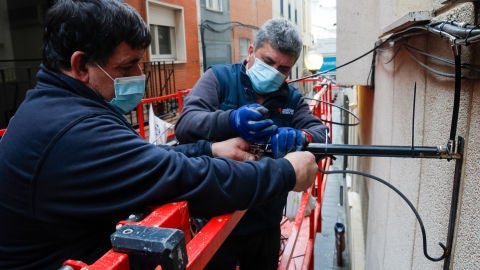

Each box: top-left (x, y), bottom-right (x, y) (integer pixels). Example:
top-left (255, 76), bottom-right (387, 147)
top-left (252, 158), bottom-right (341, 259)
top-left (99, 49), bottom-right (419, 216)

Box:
top-left (127, 0), bottom-right (201, 92)
top-left (230, 0), bottom-right (272, 63)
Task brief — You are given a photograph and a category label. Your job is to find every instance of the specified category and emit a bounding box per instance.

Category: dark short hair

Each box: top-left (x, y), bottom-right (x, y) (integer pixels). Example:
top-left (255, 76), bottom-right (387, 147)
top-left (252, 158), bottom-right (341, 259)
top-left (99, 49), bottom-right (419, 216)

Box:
top-left (254, 18), bottom-right (303, 59)
top-left (42, 0), bottom-right (151, 71)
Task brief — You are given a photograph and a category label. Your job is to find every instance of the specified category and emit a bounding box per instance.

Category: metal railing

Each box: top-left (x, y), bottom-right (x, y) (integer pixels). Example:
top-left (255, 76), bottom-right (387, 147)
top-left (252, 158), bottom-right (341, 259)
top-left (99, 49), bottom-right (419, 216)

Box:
top-left (0, 60), bottom-right (175, 129)
top-left (135, 89), bottom-right (191, 140)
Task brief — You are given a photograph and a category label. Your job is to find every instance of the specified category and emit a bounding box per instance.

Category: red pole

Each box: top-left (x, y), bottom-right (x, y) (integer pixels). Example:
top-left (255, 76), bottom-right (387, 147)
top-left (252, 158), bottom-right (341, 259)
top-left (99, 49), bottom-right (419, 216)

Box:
top-left (177, 91), bottom-right (184, 113)
top-left (137, 102), bottom-right (145, 139)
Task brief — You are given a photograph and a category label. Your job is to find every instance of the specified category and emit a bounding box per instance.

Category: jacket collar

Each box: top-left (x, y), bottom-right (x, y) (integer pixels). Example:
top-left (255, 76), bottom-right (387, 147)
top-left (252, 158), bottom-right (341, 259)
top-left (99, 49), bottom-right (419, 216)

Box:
top-left (37, 64), bottom-right (125, 117)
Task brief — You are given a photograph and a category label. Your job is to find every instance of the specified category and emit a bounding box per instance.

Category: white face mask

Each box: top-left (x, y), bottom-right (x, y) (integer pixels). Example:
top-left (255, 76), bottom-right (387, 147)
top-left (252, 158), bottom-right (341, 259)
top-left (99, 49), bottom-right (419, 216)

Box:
top-left (96, 64), bottom-right (146, 114)
top-left (246, 57), bottom-right (286, 95)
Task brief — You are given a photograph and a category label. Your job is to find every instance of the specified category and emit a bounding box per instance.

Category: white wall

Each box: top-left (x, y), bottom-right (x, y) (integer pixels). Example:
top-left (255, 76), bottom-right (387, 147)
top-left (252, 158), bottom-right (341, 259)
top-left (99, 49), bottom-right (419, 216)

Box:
top-left (273, 0), bottom-right (309, 80)
top-left (337, 1), bottom-right (480, 269)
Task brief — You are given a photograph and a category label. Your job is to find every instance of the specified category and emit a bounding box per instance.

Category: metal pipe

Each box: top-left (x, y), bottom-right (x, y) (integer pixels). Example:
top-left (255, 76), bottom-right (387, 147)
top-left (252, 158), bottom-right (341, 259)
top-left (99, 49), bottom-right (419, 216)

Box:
top-left (305, 143), bottom-right (461, 159)
top-left (335, 222), bottom-right (345, 267)
top-left (443, 137), bottom-right (465, 270)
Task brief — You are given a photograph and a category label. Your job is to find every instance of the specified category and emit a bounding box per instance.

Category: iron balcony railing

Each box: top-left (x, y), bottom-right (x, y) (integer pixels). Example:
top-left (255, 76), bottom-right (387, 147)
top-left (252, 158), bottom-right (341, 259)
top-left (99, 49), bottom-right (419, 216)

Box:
top-left (0, 60), bottom-right (176, 129)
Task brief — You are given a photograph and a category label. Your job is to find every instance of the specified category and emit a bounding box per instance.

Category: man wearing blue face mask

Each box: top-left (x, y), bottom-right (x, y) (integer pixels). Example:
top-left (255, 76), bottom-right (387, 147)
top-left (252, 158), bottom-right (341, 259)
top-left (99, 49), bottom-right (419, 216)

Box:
top-left (95, 63), bottom-right (147, 114)
top-left (175, 18), bottom-right (330, 269)
top-left (0, 2), bottom-right (321, 269)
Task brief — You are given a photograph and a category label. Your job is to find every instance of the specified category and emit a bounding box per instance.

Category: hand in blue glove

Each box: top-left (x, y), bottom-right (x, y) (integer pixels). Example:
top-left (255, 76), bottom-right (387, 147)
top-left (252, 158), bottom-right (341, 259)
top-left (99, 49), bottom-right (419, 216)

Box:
top-left (229, 103), bottom-right (278, 142)
top-left (270, 127), bottom-right (310, 158)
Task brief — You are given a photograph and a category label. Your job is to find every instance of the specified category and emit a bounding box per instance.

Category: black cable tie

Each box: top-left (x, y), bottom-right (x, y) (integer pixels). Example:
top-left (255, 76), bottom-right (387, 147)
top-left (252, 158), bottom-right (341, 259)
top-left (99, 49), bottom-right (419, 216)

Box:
top-left (439, 21), bottom-right (448, 38)
top-left (464, 25), bottom-right (480, 45)
top-left (303, 97), bottom-right (361, 127)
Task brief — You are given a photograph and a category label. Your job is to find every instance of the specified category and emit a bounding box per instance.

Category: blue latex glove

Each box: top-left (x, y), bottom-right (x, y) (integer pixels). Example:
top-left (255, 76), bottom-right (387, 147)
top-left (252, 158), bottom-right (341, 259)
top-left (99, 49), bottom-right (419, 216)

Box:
top-left (229, 103), bottom-right (277, 142)
top-left (270, 127), bottom-right (309, 158)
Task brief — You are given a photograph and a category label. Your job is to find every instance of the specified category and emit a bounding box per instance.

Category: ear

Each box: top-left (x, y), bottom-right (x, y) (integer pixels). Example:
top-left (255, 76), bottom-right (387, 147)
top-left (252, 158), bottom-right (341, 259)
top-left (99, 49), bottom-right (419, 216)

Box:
top-left (69, 51), bottom-right (90, 83)
top-left (246, 44), bottom-right (255, 66)
top-left (247, 44), bottom-right (254, 57)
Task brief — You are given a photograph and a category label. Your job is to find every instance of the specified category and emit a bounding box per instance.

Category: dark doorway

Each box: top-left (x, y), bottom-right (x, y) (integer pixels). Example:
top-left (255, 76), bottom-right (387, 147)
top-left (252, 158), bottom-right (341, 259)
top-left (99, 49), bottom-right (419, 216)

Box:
top-left (0, 0), bottom-right (52, 128)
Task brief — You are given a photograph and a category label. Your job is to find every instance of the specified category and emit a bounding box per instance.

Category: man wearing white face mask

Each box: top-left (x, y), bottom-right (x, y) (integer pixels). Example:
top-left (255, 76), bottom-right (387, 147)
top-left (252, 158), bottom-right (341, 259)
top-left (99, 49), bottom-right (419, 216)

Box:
top-left (175, 18), bottom-right (330, 269)
top-left (0, 2), bottom-right (320, 269)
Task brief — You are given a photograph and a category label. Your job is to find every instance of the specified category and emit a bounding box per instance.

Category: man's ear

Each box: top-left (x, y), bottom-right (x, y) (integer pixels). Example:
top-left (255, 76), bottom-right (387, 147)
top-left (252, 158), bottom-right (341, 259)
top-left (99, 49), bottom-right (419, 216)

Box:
top-left (69, 51), bottom-right (89, 83)
top-left (246, 44), bottom-right (255, 65)
top-left (247, 44), bottom-right (254, 57)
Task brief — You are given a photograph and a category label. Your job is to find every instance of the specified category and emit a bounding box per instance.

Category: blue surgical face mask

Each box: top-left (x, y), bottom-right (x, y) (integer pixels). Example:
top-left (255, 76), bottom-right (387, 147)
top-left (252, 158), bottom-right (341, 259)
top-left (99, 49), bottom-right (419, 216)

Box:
top-left (96, 64), bottom-right (146, 114)
top-left (246, 57), bottom-right (286, 95)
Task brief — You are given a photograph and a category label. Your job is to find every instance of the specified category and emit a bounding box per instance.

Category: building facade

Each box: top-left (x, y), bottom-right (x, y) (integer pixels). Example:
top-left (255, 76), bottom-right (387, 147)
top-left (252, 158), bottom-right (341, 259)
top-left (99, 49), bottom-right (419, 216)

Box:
top-left (230, 0), bottom-right (272, 64)
top-left (337, 1), bottom-right (480, 269)
top-left (138, 0), bottom-right (201, 91)
top-left (198, 0), bottom-right (231, 70)
top-left (0, 0), bottom-right (203, 128)
top-left (272, 0), bottom-right (311, 81)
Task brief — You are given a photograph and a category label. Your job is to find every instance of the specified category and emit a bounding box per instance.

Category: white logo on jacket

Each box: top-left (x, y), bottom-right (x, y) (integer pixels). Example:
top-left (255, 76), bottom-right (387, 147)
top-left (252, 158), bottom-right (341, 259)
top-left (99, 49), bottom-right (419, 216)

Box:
top-left (282, 108), bottom-right (295, 115)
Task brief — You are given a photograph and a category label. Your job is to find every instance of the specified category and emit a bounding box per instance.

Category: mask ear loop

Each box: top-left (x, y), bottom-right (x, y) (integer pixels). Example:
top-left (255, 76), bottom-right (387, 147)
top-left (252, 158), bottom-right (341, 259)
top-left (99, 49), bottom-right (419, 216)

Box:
top-left (95, 63), bottom-right (115, 81)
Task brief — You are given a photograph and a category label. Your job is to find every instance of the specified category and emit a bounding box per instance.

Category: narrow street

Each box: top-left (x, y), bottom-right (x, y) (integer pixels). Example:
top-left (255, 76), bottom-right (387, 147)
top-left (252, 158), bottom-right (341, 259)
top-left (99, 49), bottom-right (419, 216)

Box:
top-left (315, 91), bottom-right (350, 269)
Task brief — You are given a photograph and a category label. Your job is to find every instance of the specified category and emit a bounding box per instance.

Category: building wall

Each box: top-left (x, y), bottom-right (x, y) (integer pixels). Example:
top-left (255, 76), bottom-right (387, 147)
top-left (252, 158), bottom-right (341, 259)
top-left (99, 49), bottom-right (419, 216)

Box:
top-left (337, 1), bottom-right (480, 269)
top-left (199, 0), bottom-right (231, 69)
top-left (230, 0), bottom-right (272, 63)
top-left (0, 0), bottom-right (49, 129)
top-left (206, 0), bottom-right (310, 81)
top-left (130, 0), bottom-right (201, 91)
top-left (272, 0), bottom-right (310, 80)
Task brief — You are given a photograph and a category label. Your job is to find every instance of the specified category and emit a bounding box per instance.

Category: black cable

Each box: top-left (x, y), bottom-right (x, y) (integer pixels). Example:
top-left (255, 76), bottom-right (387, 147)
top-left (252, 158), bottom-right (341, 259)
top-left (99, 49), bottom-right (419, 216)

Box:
top-left (427, 21), bottom-right (480, 45)
top-left (288, 42), bottom-right (386, 84)
top-left (412, 82), bottom-right (416, 150)
top-left (200, 20), bottom-right (259, 71)
top-left (303, 97), bottom-right (361, 126)
top-left (403, 43), bottom-right (455, 66)
top-left (367, 52), bottom-right (374, 87)
top-left (287, 20), bottom-right (480, 86)
top-left (201, 20), bottom-right (259, 33)
top-left (402, 43), bottom-right (480, 79)
top-left (379, 45), bottom-right (403, 65)
top-left (449, 46), bottom-right (462, 143)
top-left (404, 48), bottom-right (456, 78)
top-left (369, 45), bottom-right (377, 88)
top-left (318, 168), bottom-right (447, 262)
top-left (289, 25), bottom-right (425, 84)
top-left (464, 25), bottom-right (480, 45)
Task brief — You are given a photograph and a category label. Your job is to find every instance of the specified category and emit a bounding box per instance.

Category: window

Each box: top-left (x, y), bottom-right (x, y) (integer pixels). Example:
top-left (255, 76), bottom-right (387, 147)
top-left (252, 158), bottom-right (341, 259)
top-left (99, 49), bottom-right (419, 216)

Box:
top-left (280, 0), bottom-right (284, 16)
top-left (206, 0), bottom-right (222, 12)
top-left (148, 2), bottom-right (186, 62)
top-left (239, 38), bottom-right (250, 61)
top-left (288, 3), bottom-right (291, 20)
top-left (150, 25), bottom-right (175, 58)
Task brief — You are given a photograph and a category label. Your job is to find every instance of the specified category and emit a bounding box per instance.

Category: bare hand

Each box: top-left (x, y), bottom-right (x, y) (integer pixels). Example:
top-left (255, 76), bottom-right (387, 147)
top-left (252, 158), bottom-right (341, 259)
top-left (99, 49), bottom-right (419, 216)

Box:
top-left (283, 151), bottom-right (318, 191)
top-left (211, 137), bottom-right (257, 161)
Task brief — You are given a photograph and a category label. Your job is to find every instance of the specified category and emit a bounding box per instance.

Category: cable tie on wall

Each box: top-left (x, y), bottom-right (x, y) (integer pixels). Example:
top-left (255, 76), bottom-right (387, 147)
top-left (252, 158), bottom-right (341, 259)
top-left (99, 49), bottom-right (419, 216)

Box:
top-left (464, 25), bottom-right (480, 45)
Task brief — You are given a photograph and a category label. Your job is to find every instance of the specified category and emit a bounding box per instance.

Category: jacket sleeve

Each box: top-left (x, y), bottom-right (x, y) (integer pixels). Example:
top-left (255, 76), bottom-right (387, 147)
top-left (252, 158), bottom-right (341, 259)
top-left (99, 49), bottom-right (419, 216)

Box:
top-left (292, 95), bottom-right (331, 144)
top-left (35, 115), bottom-right (296, 222)
top-left (163, 139), bottom-right (213, 157)
top-left (175, 69), bottom-right (238, 143)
